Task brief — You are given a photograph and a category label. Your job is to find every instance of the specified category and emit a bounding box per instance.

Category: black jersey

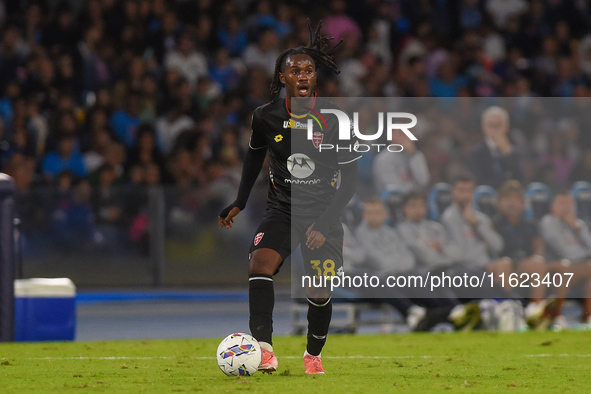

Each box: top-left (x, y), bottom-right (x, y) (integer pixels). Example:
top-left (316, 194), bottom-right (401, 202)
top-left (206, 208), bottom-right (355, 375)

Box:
top-left (249, 95), bottom-right (361, 218)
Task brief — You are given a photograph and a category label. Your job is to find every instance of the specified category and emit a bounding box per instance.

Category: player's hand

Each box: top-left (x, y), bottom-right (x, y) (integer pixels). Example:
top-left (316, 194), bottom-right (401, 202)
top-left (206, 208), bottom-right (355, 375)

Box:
top-left (306, 224), bottom-right (326, 250)
top-left (219, 206), bottom-right (241, 229)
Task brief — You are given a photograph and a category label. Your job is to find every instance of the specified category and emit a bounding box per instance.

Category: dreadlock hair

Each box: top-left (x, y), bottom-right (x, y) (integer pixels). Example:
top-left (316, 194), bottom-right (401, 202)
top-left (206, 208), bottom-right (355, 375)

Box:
top-left (269, 20), bottom-right (343, 101)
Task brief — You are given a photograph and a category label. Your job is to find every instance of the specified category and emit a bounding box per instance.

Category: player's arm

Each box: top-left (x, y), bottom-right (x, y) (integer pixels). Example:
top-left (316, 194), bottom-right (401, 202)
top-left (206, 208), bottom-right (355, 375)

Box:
top-left (219, 112), bottom-right (267, 228)
top-left (219, 146), bottom-right (267, 228)
top-left (306, 160), bottom-right (358, 249)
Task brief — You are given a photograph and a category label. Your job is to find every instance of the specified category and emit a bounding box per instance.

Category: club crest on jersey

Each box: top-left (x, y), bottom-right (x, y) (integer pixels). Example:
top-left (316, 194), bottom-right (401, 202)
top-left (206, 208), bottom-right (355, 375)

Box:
top-left (312, 131), bottom-right (323, 148)
top-left (254, 232), bottom-right (264, 246)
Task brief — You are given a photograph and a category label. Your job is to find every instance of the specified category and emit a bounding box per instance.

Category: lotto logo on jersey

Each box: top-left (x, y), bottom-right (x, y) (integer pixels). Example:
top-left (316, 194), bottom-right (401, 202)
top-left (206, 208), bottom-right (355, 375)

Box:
top-left (254, 232), bottom-right (264, 246)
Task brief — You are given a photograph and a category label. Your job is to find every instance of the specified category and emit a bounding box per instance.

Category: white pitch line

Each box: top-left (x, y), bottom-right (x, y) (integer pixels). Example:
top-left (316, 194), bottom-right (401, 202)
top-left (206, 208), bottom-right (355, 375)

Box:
top-left (2, 354), bottom-right (591, 361)
top-left (523, 354), bottom-right (591, 358)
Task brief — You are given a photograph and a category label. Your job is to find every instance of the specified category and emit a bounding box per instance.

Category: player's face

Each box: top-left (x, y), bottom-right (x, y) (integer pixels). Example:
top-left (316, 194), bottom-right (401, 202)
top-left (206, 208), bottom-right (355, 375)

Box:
top-left (280, 54), bottom-right (317, 99)
top-left (403, 198), bottom-right (427, 222)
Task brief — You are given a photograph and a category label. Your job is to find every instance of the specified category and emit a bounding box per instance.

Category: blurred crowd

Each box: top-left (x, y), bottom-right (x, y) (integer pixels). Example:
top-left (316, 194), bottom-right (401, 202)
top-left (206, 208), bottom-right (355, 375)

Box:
top-left (2, 0), bottom-right (591, 244)
top-left (2, 0), bottom-right (591, 191)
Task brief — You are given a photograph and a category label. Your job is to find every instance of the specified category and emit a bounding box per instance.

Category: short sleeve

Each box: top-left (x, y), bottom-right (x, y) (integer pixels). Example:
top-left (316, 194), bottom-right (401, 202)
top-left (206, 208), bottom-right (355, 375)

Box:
top-left (248, 111), bottom-right (268, 150)
top-left (337, 119), bottom-right (362, 165)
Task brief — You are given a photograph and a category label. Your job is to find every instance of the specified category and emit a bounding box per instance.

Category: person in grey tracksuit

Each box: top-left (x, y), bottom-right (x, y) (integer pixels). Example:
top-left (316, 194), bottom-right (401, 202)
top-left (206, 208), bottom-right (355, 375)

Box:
top-left (440, 176), bottom-right (504, 270)
top-left (372, 132), bottom-right (430, 195)
top-left (439, 175), bottom-right (514, 300)
top-left (538, 191), bottom-right (591, 322)
top-left (397, 191), bottom-right (462, 272)
top-left (345, 197), bottom-right (471, 331)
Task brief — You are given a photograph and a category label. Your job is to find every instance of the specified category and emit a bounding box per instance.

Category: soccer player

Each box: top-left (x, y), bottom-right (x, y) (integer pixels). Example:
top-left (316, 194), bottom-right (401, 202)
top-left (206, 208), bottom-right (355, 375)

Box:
top-left (219, 21), bottom-right (360, 375)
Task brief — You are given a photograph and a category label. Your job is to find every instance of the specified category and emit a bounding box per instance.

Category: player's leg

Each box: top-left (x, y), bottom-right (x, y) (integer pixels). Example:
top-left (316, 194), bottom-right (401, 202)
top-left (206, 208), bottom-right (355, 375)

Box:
top-left (248, 247), bottom-right (282, 372)
top-left (247, 213), bottom-right (293, 373)
top-left (301, 221), bottom-right (343, 374)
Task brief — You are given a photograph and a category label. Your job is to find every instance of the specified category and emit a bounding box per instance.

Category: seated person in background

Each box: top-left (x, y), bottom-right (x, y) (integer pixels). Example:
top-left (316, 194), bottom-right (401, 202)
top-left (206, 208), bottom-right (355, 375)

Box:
top-left (349, 197), bottom-right (479, 331)
top-left (441, 175), bottom-right (508, 285)
top-left (397, 190), bottom-right (462, 271)
top-left (493, 180), bottom-right (554, 329)
top-left (354, 197), bottom-right (415, 277)
top-left (539, 191), bottom-right (591, 328)
top-left (372, 131), bottom-right (430, 195)
top-left (468, 106), bottom-right (524, 189)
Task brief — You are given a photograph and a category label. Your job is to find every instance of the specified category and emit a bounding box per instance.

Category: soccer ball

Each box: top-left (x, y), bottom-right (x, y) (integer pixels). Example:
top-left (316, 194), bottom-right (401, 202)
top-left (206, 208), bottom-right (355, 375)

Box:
top-left (216, 333), bottom-right (262, 376)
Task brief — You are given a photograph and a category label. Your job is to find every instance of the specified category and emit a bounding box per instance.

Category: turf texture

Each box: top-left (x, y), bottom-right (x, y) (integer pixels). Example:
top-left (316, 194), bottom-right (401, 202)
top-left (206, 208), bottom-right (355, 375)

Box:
top-left (1, 331), bottom-right (590, 393)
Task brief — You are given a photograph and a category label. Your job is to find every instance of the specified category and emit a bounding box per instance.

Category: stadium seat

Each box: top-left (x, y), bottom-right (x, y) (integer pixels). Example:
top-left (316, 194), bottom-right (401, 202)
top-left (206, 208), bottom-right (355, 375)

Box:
top-left (381, 186), bottom-right (405, 227)
top-left (572, 181), bottom-right (591, 227)
top-left (473, 185), bottom-right (498, 217)
top-left (525, 182), bottom-right (552, 222)
top-left (427, 183), bottom-right (453, 221)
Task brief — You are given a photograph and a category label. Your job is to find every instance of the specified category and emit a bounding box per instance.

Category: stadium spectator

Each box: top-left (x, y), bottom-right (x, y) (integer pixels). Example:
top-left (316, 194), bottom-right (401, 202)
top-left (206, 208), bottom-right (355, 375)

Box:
top-left (110, 90), bottom-right (142, 148)
top-left (539, 191), bottom-right (591, 328)
top-left (209, 48), bottom-right (242, 93)
top-left (372, 129), bottom-right (430, 195)
top-left (155, 100), bottom-right (195, 155)
top-left (92, 164), bottom-right (124, 226)
top-left (323, 0), bottom-right (362, 45)
top-left (50, 178), bottom-right (100, 248)
top-left (84, 127), bottom-right (113, 174)
top-left (41, 134), bottom-right (87, 180)
top-left (126, 123), bottom-right (165, 176)
top-left (164, 29), bottom-right (208, 88)
top-left (537, 131), bottom-right (577, 189)
top-left (217, 13), bottom-right (249, 58)
top-left (571, 148), bottom-right (591, 184)
top-left (242, 27), bottom-right (280, 77)
top-left (469, 106), bottom-right (524, 188)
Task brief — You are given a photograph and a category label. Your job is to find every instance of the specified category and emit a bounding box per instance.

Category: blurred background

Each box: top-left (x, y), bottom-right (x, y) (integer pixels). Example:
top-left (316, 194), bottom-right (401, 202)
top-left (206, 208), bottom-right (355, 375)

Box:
top-left (2, 0), bottom-right (591, 338)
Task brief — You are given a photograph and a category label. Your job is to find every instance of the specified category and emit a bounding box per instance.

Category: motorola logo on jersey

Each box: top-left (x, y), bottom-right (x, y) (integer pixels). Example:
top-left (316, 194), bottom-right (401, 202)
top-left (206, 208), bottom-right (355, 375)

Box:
top-left (287, 153), bottom-right (315, 179)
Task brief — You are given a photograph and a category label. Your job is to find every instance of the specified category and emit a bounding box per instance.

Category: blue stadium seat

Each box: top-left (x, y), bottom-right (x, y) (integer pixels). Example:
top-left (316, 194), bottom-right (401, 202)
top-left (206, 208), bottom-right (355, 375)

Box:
top-left (428, 183), bottom-right (453, 221)
top-left (525, 182), bottom-right (552, 222)
top-left (381, 186), bottom-right (405, 226)
top-left (473, 185), bottom-right (498, 217)
top-left (572, 181), bottom-right (591, 227)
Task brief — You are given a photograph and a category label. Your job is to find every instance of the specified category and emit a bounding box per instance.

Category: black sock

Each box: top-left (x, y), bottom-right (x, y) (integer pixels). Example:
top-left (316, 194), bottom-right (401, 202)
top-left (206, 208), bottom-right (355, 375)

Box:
top-left (249, 274), bottom-right (274, 346)
top-left (306, 298), bottom-right (332, 356)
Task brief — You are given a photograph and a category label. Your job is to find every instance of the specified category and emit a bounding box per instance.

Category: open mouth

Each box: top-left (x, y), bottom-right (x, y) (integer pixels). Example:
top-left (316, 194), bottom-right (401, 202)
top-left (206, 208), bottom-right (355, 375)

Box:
top-left (297, 85), bottom-right (310, 96)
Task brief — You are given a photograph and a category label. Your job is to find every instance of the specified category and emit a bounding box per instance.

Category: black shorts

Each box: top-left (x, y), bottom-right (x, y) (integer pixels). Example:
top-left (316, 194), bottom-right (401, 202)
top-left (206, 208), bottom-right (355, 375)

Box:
top-left (248, 209), bottom-right (344, 277)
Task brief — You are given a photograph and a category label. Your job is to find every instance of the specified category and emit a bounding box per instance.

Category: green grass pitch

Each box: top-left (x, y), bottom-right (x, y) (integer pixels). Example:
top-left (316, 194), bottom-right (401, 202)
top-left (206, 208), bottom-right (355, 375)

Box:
top-left (1, 331), bottom-right (590, 392)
